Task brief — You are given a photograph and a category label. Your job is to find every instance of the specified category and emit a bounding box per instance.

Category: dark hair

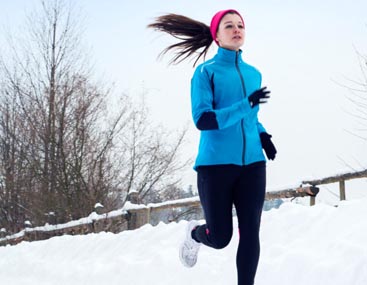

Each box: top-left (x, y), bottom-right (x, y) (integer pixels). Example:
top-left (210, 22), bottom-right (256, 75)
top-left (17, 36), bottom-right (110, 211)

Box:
top-left (147, 14), bottom-right (213, 66)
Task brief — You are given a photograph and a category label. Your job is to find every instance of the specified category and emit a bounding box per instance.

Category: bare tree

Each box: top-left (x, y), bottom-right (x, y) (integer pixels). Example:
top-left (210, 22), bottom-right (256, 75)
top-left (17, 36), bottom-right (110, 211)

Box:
top-left (114, 94), bottom-right (191, 206)
top-left (0, 0), bottom-right (190, 233)
top-left (0, 0), bottom-right (117, 228)
top-left (341, 50), bottom-right (367, 141)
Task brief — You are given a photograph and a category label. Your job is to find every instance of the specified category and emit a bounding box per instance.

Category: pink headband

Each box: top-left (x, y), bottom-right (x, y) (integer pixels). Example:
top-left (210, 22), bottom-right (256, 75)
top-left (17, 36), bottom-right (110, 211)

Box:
top-left (210, 9), bottom-right (244, 45)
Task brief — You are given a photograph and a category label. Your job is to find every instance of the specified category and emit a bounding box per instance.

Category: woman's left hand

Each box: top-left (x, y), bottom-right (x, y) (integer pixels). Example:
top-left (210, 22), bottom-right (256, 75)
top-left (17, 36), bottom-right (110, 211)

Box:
top-left (260, 132), bottom-right (277, 160)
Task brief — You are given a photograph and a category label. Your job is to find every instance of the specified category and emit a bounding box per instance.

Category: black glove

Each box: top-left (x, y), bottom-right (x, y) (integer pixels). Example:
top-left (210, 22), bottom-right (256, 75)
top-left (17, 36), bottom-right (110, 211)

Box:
top-left (248, 87), bottom-right (270, 108)
top-left (260, 132), bottom-right (277, 160)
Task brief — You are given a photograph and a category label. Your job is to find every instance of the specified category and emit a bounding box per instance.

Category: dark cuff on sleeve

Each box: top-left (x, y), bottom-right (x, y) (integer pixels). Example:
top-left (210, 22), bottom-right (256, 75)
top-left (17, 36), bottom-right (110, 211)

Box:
top-left (196, 111), bottom-right (219, 130)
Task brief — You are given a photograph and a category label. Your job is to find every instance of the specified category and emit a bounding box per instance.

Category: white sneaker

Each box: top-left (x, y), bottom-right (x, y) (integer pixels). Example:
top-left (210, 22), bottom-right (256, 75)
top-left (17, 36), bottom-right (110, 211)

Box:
top-left (179, 220), bottom-right (201, 268)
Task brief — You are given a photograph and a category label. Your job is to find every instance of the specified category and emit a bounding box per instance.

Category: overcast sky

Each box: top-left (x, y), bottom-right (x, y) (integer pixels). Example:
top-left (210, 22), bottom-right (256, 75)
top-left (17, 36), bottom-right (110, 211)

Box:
top-left (1, 0), bottom-right (367, 191)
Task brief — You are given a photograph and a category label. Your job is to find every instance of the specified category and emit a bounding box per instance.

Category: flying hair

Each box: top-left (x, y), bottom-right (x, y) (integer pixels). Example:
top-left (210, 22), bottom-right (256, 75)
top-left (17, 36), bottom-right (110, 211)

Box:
top-left (147, 13), bottom-right (213, 67)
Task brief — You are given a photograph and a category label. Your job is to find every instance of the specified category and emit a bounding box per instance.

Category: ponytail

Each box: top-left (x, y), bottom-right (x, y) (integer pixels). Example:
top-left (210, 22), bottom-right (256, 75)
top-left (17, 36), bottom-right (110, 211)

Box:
top-left (147, 14), bottom-right (213, 66)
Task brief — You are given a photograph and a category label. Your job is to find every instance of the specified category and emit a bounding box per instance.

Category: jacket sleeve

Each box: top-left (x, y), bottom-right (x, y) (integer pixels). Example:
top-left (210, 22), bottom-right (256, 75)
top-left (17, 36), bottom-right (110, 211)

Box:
top-left (257, 121), bottom-right (267, 134)
top-left (191, 67), bottom-right (251, 130)
top-left (255, 73), bottom-right (267, 135)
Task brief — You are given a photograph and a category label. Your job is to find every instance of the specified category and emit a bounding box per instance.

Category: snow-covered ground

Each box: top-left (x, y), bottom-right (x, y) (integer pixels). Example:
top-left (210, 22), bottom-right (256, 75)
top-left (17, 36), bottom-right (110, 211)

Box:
top-left (1, 197), bottom-right (367, 285)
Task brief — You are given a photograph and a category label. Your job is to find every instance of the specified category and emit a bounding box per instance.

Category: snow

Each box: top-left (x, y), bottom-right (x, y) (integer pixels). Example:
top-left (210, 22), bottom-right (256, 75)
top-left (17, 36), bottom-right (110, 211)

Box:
top-left (94, 203), bottom-right (104, 209)
top-left (1, 197), bottom-right (367, 285)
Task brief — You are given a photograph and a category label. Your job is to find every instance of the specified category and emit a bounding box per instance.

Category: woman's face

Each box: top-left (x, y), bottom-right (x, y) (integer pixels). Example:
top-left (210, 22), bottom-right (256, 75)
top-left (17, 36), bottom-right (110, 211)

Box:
top-left (216, 13), bottom-right (245, 51)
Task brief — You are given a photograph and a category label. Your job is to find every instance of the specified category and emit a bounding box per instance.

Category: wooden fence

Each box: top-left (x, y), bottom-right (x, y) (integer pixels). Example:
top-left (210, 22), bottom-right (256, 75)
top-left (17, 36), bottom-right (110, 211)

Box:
top-left (266, 169), bottom-right (367, 205)
top-left (1, 169), bottom-right (366, 247)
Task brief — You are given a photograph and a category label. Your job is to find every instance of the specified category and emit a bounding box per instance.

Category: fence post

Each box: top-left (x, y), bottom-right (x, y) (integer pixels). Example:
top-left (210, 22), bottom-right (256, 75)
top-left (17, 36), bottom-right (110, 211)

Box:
top-left (310, 196), bottom-right (316, 206)
top-left (0, 229), bottom-right (7, 238)
top-left (127, 207), bottom-right (150, 230)
top-left (339, 180), bottom-right (346, 201)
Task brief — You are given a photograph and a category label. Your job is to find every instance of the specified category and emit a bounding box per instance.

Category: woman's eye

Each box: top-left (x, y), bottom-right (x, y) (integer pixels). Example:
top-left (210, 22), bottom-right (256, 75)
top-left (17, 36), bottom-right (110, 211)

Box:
top-left (225, 24), bottom-right (244, 29)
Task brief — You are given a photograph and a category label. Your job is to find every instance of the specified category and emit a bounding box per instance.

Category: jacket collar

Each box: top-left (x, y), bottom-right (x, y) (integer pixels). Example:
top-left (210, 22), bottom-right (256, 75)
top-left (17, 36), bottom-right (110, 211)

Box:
top-left (215, 47), bottom-right (243, 64)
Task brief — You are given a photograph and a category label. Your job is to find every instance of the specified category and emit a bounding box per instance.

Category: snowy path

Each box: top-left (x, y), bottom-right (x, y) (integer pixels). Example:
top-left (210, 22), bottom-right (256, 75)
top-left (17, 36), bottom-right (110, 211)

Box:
top-left (1, 198), bottom-right (367, 285)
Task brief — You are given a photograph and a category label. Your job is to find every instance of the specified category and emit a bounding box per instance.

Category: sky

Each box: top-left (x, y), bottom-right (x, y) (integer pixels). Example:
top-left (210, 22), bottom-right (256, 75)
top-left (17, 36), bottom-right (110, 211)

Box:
top-left (0, 196), bottom-right (367, 284)
top-left (1, 0), bottom-right (367, 196)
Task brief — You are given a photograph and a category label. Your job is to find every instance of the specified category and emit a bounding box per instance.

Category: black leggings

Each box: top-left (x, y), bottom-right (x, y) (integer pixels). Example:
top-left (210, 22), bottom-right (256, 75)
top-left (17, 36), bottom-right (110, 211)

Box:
top-left (192, 162), bottom-right (266, 285)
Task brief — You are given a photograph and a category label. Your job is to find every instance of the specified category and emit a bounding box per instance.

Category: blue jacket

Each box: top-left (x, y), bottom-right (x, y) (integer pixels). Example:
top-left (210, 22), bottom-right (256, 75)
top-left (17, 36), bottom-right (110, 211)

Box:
top-left (191, 47), bottom-right (267, 169)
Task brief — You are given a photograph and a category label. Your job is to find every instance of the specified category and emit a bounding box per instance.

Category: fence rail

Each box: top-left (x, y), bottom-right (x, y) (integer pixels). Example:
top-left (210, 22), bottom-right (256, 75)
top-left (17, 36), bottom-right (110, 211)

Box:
top-left (1, 169), bottom-right (366, 247)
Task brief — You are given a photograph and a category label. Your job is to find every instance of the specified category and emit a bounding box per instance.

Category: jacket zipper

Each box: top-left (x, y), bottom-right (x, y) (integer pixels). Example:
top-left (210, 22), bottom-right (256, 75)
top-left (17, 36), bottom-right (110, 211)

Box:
top-left (235, 51), bottom-right (247, 165)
